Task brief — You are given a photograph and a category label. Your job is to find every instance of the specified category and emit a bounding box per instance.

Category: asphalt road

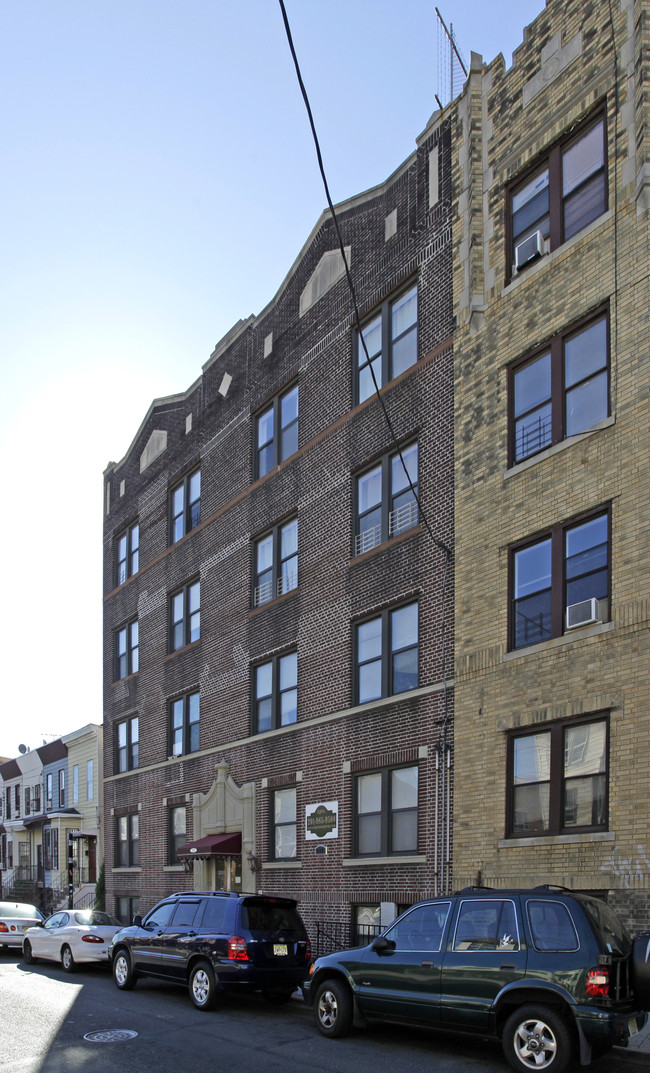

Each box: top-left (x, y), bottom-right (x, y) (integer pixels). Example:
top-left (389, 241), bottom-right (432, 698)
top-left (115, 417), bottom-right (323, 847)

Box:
top-left (0, 951), bottom-right (647, 1073)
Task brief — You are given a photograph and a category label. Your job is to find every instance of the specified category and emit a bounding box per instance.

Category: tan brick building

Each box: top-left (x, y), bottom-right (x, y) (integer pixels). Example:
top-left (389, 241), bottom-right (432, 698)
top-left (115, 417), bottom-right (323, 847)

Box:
top-left (451, 0), bottom-right (650, 929)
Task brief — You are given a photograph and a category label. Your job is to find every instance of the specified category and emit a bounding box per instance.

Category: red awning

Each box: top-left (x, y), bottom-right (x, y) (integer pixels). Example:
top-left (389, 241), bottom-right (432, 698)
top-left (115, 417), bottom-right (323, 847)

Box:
top-left (176, 832), bottom-right (241, 859)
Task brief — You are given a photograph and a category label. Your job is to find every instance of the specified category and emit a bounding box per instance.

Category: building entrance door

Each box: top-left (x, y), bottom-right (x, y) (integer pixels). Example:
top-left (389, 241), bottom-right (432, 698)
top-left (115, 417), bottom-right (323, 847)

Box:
top-left (213, 856), bottom-right (242, 892)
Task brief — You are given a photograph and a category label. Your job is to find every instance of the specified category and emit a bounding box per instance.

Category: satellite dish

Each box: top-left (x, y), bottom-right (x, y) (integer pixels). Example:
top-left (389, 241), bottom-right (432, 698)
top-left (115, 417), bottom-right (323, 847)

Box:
top-left (18, 744), bottom-right (27, 754)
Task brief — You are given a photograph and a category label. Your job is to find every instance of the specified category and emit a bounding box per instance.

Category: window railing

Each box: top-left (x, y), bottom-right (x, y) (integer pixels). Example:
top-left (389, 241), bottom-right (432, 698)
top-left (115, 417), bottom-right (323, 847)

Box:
top-left (389, 500), bottom-right (419, 537)
top-left (355, 524), bottom-right (382, 557)
top-left (254, 571), bottom-right (298, 607)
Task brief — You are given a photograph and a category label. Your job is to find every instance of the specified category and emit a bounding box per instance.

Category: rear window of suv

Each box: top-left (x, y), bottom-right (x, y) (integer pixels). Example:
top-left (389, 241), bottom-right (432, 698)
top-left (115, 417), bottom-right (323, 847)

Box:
top-left (241, 900), bottom-right (305, 935)
top-left (582, 897), bottom-right (631, 955)
top-left (527, 899), bottom-right (579, 951)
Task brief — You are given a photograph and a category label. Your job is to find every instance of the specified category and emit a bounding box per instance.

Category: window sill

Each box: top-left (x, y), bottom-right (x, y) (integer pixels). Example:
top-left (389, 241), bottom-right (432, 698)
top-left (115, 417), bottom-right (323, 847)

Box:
top-left (351, 524), bottom-right (423, 564)
top-left (113, 672), bottom-right (138, 685)
top-left (502, 209), bottom-right (612, 295)
top-left (165, 640), bottom-right (201, 661)
top-left (504, 416), bottom-right (615, 479)
top-left (504, 620), bottom-right (614, 661)
top-left (261, 860), bottom-right (302, 870)
top-left (111, 867), bottom-right (142, 873)
top-left (249, 586), bottom-right (298, 618)
top-left (163, 865), bottom-right (185, 872)
top-left (343, 855), bottom-right (427, 867)
top-left (498, 831), bottom-right (615, 849)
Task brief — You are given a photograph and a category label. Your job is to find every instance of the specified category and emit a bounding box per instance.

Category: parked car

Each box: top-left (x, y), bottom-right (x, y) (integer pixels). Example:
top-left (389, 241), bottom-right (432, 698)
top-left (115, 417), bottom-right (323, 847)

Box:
top-left (22, 910), bottom-right (123, 972)
top-left (109, 890), bottom-right (311, 1011)
top-left (305, 885), bottom-right (650, 1073)
top-left (0, 902), bottom-right (45, 951)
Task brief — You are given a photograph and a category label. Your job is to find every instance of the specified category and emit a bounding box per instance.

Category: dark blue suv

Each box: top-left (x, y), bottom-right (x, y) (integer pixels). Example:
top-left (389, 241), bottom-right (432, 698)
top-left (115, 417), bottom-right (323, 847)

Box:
top-left (109, 890), bottom-right (310, 1011)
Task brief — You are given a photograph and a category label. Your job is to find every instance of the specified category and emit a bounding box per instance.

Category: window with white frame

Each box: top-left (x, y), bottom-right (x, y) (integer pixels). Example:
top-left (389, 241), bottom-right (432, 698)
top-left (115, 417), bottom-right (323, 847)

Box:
top-left (272, 787), bottom-right (297, 860)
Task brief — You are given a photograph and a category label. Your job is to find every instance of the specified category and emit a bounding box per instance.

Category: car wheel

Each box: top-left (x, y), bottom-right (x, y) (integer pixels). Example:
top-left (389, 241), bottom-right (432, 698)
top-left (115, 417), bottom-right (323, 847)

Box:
top-left (314, 978), bottom-right (353, 1039)
top-left (262, 987), bottom-right (294, 1004)
top-left (23, 940), bottom-right (37, 965)
top-left (112, 949), bottom-right (136, 991)
top-left (189, 960), bottom-right (217, 1011)
top-left (61, 945), bottom-right (75, 973)
top-left (503, 1005), bottom-right (573, 1073)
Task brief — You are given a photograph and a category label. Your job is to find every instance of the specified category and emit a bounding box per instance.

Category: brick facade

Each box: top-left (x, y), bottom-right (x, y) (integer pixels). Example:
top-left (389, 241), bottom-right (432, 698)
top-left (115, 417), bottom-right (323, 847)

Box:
top-left (103, 116), bottom-right (455, 934)
top-left (451, 0), bottom-right (650, 930)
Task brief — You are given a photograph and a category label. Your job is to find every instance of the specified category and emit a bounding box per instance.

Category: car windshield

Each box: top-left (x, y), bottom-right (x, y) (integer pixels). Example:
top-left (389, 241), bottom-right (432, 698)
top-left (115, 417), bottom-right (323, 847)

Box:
top-left (73, 911), bottom-right (121, 927)
top-left (582, 897), bottom-right (631, 955)
top-left (0, 903), bottom-right (43, 920)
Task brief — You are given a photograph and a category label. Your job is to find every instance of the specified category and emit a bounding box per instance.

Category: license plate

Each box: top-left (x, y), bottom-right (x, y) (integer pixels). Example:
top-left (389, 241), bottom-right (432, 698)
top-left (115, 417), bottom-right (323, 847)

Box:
top-left (629, 1017), bottom-right (639, 1036)
top-left (273, 944), bottom-right (288, 956)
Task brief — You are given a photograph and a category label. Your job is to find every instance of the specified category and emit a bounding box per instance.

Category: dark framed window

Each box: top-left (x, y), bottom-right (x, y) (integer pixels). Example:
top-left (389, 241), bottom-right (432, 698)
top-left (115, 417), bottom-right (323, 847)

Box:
top-left (170, 468), bottom-right (201, 544)
top-left (58, 770), bottom-right (65, 808)
top-left (15, 785), bottom-right (21, 815)
top-left (272, 787), bottom-right (297, 860)
top-left (355, 601), bottom-right (419, 704)
top-left (170, 691), bottom-right (200, 756)
top-left (33, 784), bottom-right (41, 813)
top-left (507, 715), bottom-right (608, 837)
top-left (117, 716), bottom-right (139, 773)
top-left (46, 773), bottom-right (53, 810)
top-left (116, 895), bottom-right (140, 925)
top-left (356, 283), bottom-right (418, 404)
top-left (169, 805), bottom-right (187, 863)
top-left (354, 764), bottom-right (418, 857)
top-left (116, 522), bottom-right (139, 586)
top-left (115, 619), bottom-right (139, 679)
top-left (355, 442), bottom-right (419, 555)
top-left (255, 384), bottom-right (299, 479)
top-left (116, 813), bottom-right (139, 867)
top-left (509, 114), bottom-right (606, 277)
top-left (253, 651), bottom-right (297, 733)
top-left (24, 786), bottom-right (31, 814)
top-left (170, 579), bottom-right (200, 651)
top-left (511, 509), bottom-right (609, 650)
top-left (510, 310), bottom-right (609, 465)
top-left (253, 518), bottom-right (298, 607)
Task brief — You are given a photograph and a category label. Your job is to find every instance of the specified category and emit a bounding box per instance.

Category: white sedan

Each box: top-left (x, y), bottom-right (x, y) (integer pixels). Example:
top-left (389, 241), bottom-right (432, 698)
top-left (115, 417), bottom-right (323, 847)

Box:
top-left (22, 909), bottom-right (123, 972)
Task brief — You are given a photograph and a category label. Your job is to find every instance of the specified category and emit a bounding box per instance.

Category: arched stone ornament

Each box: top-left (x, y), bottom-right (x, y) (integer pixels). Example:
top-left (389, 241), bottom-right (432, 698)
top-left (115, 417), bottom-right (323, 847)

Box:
top-left (190, 762), bottom-right (256, 892)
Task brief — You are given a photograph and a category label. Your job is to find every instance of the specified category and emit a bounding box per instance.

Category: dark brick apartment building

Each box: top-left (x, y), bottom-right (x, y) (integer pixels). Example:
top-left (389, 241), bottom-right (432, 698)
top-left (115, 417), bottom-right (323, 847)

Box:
top-left (103, 111), bottom-right (454, 939)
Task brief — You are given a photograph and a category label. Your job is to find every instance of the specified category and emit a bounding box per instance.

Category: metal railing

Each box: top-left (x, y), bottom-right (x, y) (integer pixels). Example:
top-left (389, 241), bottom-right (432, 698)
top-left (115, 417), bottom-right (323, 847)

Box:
top-left (313, 921), bottom-right (382, 958)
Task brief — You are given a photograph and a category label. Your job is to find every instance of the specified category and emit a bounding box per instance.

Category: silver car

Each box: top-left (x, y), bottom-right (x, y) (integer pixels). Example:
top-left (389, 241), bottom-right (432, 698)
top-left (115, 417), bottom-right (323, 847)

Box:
top-left (0, 901), bottom-right (44, 950)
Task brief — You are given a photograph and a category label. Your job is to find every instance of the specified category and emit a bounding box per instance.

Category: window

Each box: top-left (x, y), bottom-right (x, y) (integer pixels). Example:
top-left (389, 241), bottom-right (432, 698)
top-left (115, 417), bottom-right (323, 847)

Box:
top-left (356, 284), bottom-right (418, 403)
top-left (170, 691), bottom-right (200, 756)
top-left (116, 813), bottom-right (139, 867)
top-left (115, 619), bottom-right (139, 679)
top-left (384, 902), bottom-right (451, 951)
top-left (355, 442), bottom-right (419, 555)
top-left (169, 805), bottom-right (186, 863)
top-left (355, 601), bottom-right (419, 704)
top-left (511, 510), bottom-right (609, 650)
top-left (87, 760), bottom-right (94, 802)
top-left (44, 828), bottom-right (58, 870)
top-left (170, 579), bottom-right (200, 651)
top-left (33, 784), bottom-right (41, 813)
top-left (46, 773), bottom-right (53, 810)
top-left (72, 765), bottom-right (79, 804)
top-left (272, 787), bottom-right (297, 859)
top-left (253, 518), bottom-right (298, 607)
top-left (14, 785), bottom-right (20, 816)
top-left (510, 311), bottom-right (609, 464)
top-left (509, 115), bottom-right (606, 276)
top-left (170, 469), bottom-right (201, 543)
top-left (58, 770), bottom-right (65, 808)
top-left (117, 716), bottom-right (139, 773)
top-left (453, 899), bottom-right (519, 951)
top-left (116, 896), bottom-right (140, 925)
top-left (116, 522), bottom-right (139, 585)
top-left (253, 651), bottom-right (297, 733)
top-left (353, 905), bottom-right (382, 946)
top-left (24, 787), bottom-right (31, 815)
top-left (255, 384), bottom-right (299, 479)
top-left (355, 764), bottom-right (418, 856)
top-left (507, 716), bottom-right (608, 837)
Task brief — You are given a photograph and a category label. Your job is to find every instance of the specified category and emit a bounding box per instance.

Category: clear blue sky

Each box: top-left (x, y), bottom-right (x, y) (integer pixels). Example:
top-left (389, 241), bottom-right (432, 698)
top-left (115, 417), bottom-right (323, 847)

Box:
top-left (0, 0), bottom-right (544, 758)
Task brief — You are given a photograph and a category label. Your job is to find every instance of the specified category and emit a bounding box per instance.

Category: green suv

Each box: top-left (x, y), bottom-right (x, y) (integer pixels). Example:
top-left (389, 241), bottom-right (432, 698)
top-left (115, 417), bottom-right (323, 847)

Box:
top-left (305, 886), bottom-right (650, 1072)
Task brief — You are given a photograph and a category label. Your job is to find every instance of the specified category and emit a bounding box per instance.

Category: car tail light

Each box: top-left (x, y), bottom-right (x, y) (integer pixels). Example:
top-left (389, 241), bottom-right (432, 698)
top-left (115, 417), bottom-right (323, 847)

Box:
top-left (586, 966), bottom-right (610, 997)
top-left (0, 923), bottom-right (9, 934)
top-left (305, 939), bottom-right (311, 960)
top-left (228, 936), bottom-right (249, 961)
top-left (82, 934), bottom-right (105, 944)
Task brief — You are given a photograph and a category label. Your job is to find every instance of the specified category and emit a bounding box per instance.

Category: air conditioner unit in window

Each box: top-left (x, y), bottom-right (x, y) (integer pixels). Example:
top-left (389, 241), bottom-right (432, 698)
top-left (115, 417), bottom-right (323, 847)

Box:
top-left (514, 229), bottom-right (544, 273)
top-left (566, 597), bottom-right (601, 630)
top-left (172, 742), bottom-right (183, 756)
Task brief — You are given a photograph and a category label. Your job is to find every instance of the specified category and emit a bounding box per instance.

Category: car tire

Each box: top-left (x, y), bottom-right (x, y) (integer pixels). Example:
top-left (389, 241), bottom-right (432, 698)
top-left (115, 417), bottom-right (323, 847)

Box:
top-left (314, 978), bottom-right (353, 1039)
top-left (112, 948), bottom-right (137, 991)
top-left (189, 960), bottom-right (217, 1011)
top-left (503, 1004), bottom-right (573, 1073)
top-left (23, 940), bottom-right (37, 965)
top-left (262, 987), bottom-right (294, 1004)
top-left (61, 945), bottom-right (75, 973)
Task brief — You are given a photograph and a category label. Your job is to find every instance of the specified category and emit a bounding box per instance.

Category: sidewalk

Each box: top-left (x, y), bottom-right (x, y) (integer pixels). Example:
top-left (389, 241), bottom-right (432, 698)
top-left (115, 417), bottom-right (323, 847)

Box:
top-left (615, 1016), bottom-right (650, 1065)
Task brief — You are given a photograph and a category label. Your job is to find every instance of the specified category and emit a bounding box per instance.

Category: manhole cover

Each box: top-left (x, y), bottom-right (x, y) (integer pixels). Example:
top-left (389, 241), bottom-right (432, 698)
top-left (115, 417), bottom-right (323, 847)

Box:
top-left (84, 1029), bottom-right (138, 1043)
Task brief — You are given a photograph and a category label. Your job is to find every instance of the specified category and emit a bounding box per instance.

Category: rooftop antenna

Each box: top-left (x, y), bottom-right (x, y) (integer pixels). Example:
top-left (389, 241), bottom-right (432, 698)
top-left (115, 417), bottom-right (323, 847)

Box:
top-left (435, 6), bottom-right (468, 107)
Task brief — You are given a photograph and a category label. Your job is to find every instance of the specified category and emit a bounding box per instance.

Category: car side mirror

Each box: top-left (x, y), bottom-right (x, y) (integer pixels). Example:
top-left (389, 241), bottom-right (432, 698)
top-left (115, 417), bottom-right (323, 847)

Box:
top-left (132, 914), bottom-right (143, 927)
top-left (371, 936), bottom-right (396, 954)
